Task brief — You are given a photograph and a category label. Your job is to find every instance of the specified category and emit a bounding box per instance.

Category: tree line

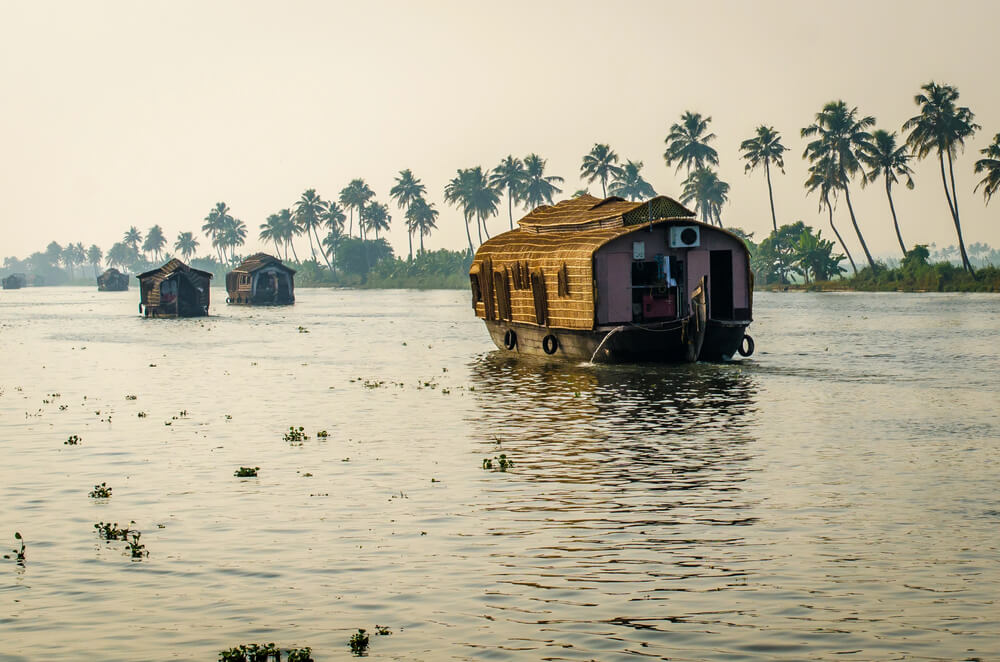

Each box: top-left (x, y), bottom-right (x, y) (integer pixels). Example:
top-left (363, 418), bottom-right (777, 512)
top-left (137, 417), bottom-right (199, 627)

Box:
top-left (4, 80), bottom-right (999, 285)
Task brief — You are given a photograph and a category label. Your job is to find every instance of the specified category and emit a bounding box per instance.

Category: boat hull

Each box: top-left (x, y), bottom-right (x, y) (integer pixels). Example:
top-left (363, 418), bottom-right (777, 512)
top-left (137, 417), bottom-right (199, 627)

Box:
top-left (483, 316), bottom-right (708, 364)
top-left (699, 319), bottom-right (751, 361)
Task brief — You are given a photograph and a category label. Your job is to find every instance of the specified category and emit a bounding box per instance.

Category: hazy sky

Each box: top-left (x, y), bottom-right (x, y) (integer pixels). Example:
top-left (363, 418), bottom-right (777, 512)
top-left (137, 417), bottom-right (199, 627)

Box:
top-left (2, 0), bottom-right (998, 261)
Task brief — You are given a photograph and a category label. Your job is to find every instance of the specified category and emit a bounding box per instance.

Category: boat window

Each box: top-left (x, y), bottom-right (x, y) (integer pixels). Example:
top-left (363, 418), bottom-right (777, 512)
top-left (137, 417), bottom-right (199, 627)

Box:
top-left (557, 263), bottom-right (570, 297)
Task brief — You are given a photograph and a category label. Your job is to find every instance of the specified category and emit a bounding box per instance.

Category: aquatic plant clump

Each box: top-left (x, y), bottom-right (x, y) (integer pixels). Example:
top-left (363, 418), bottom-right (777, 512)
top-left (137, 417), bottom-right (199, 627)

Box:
top-left (234, 466), bottom-right (260, 478)
top-left (3, 532), bottom-right (25, 562)
top-left (283, 426), bottom-right (309, 442)
top-left (89, 482), bottom-right (112, 498)
top-left (218, 643), bottom-right (313, 661)
top-left (64, 434), bottom-right (81, 445)
top-left (349, 629), bottom-right (369, 655)
top-left (95, 521), bottom-right (134, 541)
top-left (482, 454), bottom-right (514, 472)
top-left (127, 531), bottom-right (148, 559)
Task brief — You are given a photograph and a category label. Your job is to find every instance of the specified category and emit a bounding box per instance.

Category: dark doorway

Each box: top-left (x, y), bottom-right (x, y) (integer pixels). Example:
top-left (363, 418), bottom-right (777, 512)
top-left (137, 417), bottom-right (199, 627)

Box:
top-left (709, 250), bottom-right (733, 320)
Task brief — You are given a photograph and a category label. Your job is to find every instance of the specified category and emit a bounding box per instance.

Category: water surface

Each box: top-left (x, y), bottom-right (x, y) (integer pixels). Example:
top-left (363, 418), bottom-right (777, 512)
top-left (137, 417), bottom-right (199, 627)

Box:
top-left (1, 287), bottom-right (997, 660)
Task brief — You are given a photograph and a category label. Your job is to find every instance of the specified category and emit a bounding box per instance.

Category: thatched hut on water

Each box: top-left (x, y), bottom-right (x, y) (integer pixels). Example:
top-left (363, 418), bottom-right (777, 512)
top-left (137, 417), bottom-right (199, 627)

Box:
top-left (2, 273), bottom-right (27, 289)
top-left (137, 259), bottom-right (212, 317)
top-left (225, 253), bottom-right (295, 305)
top-left (97, 268), bottom-right (129, 291)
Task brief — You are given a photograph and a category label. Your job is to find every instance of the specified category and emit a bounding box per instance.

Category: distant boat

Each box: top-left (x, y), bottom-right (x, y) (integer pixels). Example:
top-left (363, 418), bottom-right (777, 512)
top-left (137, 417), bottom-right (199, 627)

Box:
top-left (97, 268), bottom-right (130, 291)
top-left (225, 253), bottom-right (295, 305)
top-left (2, 273), bottom-right (27, 290)
top-left (136, 259), bottom-right (213, 317)
top-left (470, 195), bottom-right (754, 363)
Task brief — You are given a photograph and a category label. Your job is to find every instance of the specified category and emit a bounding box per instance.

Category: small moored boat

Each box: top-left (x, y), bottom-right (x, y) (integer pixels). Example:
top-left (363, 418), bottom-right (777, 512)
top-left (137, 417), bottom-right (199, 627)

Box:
top-left (97, 268), bottom-right (130, 291)
top-left (469, 195), bottom-right (754, 363)
top-left (2, 273), bottom-right (27, 290)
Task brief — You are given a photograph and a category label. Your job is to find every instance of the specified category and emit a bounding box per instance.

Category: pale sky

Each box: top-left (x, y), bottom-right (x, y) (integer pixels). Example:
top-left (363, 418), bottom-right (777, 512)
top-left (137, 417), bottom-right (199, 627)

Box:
top-left (1, 0), bottom-right (997, 261)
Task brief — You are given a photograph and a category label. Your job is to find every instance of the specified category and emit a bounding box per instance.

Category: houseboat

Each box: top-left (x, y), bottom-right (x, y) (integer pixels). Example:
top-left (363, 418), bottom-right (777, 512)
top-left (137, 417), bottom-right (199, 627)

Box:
top-left (97, 268), bottom-right (130, 291)
top-left (2, 273), bottom-right (27, 290)
top-left (469, 194), bottom-right (754, 363)
top-left (137, 259), bottom-right (212, 317)
top-left (225, 253), bottom-right (295, 305)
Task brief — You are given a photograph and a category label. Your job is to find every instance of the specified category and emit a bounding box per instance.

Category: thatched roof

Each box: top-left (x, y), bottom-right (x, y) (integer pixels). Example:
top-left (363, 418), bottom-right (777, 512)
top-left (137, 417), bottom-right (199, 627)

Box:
top-left (231, 253), bottom-right (295, 274)
top-left (518, 194), bottom-right (696, 233)
top-left (137, 259), bottom-right (213, 283)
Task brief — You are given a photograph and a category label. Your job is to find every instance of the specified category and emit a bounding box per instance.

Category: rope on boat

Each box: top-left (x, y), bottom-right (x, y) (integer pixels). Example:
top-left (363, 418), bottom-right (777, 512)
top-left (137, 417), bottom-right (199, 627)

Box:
top-left (590, 326), bottom-right (625, 364)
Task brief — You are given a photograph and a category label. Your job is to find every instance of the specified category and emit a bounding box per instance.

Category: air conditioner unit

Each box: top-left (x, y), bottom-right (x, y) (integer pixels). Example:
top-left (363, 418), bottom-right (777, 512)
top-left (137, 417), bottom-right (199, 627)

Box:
top-left (670, 226), bottom-right (701, 248)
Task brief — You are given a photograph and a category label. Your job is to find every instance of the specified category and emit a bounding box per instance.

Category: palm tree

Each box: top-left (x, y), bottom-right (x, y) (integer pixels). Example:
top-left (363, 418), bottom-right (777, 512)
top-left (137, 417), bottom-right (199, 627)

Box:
top-left (86, 244), bottom-right (102, 277)
top-left (445, 169), bottom-right (480, 254)
top-left (608, 160), bottom-right (656, 201)
top-left (294, 188), bottom-right (331, 268)
top-left (679, 167), bottom-right (729, 226)
top-left (664, 111), bottom-right (719, 174)
top-left (202, 202), bottom-right (232, 265)
top-left (107, 242), bottom-right (132, 270)
top-left (220, 217), bottom-right (247, 266)
top-left (903, 82), bottom-right (980, 273)
top-left (363, 201), bottom-right (391, 239)
top-left (406, 197), bottom-right (439, 254)
top-left (321, 225), bottom-right (344, 272)
top-left (143, 225), bottom-right (166, 262)
top-left (322, 201), bottom-right (347, 236)
top-left (259, 214), bottom-right (284, 258)
top-left (339, 179), bottom-right (374, 238)
top-left (805, 153), bottom-right (857, 275)
top-left (174, 232), bottom-right (199, 260)
top-left (521, 154), bottom-right (564, 209)
top-left (579, 144), bottom-right (623, 198)
top-left (445, 167), bottom-right (500, 248)
top-left (740, 125), bottom-right (788, 232)
top-left (123, 227), bottom-right (142, 254)
top-left (974, 133), bottom-right (1000, 204)
top-left (61, 245), bottom-right (78, 279)
top-left (859, 129), bottom-right (914, 256)
top-left (390, 169), bottom-right (427, 256)
top-left (275, 208), bottom-right (299, 262)
top-left (801, 100), bottom-right (877, 270)
top-left (489, 156), bottom-right (528, 230)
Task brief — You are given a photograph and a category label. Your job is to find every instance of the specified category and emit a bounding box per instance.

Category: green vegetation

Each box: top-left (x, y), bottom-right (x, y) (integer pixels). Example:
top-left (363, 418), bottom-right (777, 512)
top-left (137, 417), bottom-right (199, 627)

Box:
top-left (95, 521), bottom-right (134, 541)
top-left (283, 427), bottom-right (309, 442)
top-left (4, 532), bottom-right (25, 562)
top-left (349, 629), bottom-right (369, 655)
top-left (64, 435), bottom-right (81, 445)
top-left (219, 644), bottom-right (313, 662)
top-left (89, 482), bottom-right (112, 498)
top-left (234, 467), bottom-right (260, 478)
top-left (483, 454), bottom-right (514, 472)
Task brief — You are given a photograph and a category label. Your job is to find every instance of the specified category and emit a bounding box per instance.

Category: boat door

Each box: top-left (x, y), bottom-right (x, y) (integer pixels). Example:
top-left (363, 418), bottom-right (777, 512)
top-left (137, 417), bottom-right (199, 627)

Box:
top-left (709, 250), bottom-right (733, 319)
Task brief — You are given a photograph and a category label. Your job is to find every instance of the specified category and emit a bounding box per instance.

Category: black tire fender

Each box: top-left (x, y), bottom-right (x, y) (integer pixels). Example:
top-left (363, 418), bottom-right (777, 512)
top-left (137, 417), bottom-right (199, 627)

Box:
top-left (542, 334), bottom-right (559, 355)
top-left (738, 334), bottom-right (755, 357)
top-left (503, 329), bottom-right (517, 350)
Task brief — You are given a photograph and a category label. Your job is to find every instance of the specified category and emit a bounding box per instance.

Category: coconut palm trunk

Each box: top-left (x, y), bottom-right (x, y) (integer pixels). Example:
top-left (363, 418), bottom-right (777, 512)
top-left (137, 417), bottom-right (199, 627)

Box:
top-left (286, 239), bottom-right (299, 262)
top-left (407, 230), bottom-right (413, 261)
top-left (945, 152), bottom-right (974, 272)
top-left (463, 213), bottom-right (474, 255)
top-left (883, 178), bottom-right (906, 255)
top-left (825, 192), bottom-right (857, 275)
top-left (841, 186), bottom-right (876, 270)
top-left (765, 160), bottom-right (777, 232)
top-left (311, 226), bottom-right (333, 270)
top-left (506, 191), bottom-right (515, 231)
